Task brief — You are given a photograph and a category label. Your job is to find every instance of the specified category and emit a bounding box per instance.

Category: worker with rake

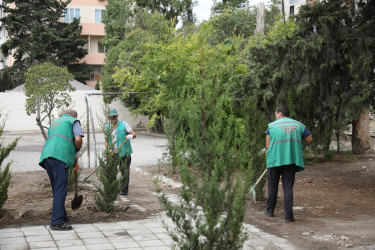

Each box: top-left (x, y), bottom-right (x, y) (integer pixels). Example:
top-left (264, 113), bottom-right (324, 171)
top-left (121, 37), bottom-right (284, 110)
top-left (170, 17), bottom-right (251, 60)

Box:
top-left (105, 108), bottom-right (136, 195)
top-left (265, 105), bottom-right (313, 222)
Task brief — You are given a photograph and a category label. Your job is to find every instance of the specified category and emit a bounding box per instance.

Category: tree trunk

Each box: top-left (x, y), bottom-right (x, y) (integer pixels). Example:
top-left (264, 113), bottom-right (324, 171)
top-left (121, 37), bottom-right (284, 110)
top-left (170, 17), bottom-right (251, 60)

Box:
top-left (352, 109), bottom-right (374, 154)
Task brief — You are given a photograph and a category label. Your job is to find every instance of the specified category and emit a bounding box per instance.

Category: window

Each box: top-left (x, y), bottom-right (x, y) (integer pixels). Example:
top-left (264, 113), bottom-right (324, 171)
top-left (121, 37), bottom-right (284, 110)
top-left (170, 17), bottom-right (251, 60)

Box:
top-left (95, 9), bottom-right (106, 23)
top-left (98, 42), bottom-right (105, 53)
top-left (90, 72), bottom-right (100, 81)
top-left (64, 8), bottom-right (80, 22)
top-left (290, 6), bottom-right (295, 16)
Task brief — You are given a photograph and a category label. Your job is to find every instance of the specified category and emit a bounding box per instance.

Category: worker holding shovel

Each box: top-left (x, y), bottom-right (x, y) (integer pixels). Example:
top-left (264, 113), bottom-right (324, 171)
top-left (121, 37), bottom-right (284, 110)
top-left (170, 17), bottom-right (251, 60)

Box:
top-left (39, 110), bottom-right (84, 231)
top-left (105, 109), bottom-right (136, 195)
top-left (265, 105), bottom-right (313, 222)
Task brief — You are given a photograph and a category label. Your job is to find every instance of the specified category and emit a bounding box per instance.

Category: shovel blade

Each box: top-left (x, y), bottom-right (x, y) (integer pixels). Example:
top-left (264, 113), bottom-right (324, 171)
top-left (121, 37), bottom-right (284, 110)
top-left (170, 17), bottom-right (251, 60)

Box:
top-left (71, 194), bottom-right (83, 210)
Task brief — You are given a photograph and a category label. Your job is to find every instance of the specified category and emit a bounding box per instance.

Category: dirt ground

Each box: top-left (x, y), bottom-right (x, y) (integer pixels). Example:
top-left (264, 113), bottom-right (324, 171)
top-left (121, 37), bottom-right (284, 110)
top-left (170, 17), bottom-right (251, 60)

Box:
top-left (1, 155), bottom-right (375, 249)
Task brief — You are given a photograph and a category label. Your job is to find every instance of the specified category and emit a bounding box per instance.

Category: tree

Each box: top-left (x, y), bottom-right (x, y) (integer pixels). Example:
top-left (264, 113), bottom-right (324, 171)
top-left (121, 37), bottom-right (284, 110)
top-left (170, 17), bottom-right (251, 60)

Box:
top-left (0, 0), bottom-right (88, 85)
top-left (135, 0), bottom-right (196, 25)
top-left (0, 68), bottom-right (15, 92)
top-left (0, 113), bottom-right (19, 209)
top-left (245, 0), bottom-right (375, 156)
top-left (212, 0), bottom-right (248, 13)
top-left (24, 62), bottom-right (75, 139)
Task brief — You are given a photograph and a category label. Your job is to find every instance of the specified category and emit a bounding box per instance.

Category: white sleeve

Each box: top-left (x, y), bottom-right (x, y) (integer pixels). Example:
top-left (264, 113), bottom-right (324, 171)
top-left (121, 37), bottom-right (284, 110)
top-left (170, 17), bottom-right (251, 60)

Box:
top-left (125, 122), bottom-right (133, 133)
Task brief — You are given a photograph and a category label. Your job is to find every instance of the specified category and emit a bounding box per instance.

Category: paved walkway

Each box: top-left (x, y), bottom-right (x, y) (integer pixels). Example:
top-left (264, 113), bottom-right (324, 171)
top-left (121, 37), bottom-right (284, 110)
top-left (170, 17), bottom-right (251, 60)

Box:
top-left (0, 131), bottom-right (296, 250)
top-left (0, 211), bottom-right (294, 250)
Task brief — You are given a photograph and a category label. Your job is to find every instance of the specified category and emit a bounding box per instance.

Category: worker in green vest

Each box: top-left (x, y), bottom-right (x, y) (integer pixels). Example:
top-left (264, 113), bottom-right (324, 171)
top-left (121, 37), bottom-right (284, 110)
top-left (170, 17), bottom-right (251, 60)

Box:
top-left (105, 108), bottom-right (136, 195)
top-left (39, 109), bottom-right (84, 231)
top-left (265, 105), bottom-right (313, 222)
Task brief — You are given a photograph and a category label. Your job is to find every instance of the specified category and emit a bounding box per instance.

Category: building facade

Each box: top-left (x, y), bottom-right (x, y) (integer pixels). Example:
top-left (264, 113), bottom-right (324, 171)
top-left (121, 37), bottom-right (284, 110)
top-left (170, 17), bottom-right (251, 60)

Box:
top-left (65, 0), bottom-right (107, 88)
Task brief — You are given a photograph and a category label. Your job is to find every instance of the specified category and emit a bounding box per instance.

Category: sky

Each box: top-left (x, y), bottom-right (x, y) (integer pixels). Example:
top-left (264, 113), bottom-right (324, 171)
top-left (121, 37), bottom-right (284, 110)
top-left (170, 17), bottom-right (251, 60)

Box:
top-left (194, 0), bottom-right (271, 23)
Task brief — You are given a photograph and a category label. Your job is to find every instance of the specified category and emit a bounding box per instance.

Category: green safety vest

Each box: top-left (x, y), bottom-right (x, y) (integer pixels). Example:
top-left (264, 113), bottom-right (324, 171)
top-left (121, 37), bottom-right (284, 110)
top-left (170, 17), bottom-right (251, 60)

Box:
top-left (106, 120), bottom-right (133, 158)
top-left (39, 114), bottom-right (78, 171)
top-left (266, 117), bottom-right (306, 172)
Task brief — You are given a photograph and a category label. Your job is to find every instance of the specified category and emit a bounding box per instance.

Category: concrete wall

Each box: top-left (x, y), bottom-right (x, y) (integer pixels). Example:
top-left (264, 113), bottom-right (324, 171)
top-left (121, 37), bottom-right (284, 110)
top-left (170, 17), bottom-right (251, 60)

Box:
top-left (0, 91), bottom-right (148, 132)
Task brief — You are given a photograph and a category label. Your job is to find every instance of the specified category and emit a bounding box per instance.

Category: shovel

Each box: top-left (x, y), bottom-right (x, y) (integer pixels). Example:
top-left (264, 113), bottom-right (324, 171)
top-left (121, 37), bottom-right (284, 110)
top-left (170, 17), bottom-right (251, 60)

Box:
top-left (250, 168), bottom-right (267, 205)
top-left (83, 139), bottom-right (128, 183)
top-left (71, 167), bottom-right (83, 209)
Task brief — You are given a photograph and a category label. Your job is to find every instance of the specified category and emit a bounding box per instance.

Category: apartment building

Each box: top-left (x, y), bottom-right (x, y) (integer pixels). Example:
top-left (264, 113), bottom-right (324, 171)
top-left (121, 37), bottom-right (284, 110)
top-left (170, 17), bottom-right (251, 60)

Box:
top-left (65, 0), bottom-right (107, 88)
top-left (0, 0), bottom-right (7, 70)
top-left (284, 0), bottom-right (309, 18)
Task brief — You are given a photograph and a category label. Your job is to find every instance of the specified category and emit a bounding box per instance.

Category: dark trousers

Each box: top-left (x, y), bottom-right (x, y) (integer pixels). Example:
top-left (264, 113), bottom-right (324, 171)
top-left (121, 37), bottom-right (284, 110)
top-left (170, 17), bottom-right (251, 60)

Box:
top-left (119, 156), bottom-right (131, 193)
top-left (266, 164), bottom-right (297, 220)
top-left (43, 158), bottom-right (69, 226)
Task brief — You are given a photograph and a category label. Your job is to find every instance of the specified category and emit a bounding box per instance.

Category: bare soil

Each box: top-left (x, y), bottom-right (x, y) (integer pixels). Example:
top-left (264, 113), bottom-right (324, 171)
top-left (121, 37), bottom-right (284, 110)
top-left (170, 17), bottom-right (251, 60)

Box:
top-left (1, 155), bottom-right (375, 249)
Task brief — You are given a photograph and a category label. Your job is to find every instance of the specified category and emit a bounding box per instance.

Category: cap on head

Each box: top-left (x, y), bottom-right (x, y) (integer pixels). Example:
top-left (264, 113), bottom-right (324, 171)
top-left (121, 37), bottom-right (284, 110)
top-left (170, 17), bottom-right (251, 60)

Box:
top-left (109, 109), bottom-right (118, 117)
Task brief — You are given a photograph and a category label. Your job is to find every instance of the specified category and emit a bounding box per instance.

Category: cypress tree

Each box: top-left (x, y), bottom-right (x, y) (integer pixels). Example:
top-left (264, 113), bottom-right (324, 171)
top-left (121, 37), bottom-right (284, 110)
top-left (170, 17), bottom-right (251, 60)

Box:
top-left (0, 114), bottom-right (19, 209)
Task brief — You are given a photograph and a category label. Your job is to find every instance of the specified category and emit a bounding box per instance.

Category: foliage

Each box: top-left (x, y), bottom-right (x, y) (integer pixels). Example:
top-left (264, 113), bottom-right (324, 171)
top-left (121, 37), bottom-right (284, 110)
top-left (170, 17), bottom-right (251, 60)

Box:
top-left (135, 0), bottom-right (196, 26)
top-left (94, 148), bottom-right (121, 213)
top-left (0, 68), bottom-right (15, 92)
top-left (0, 113), bottom-right (19, 209)
top-left (158, 80), bottom-right (251, 249)
top-left (244, 0), bottom-right (375, 156)
top-left (24, 62), bottom-right (75, 125)
top-left (204, 6), bottom-right (257, 44)
top-left (212, 0), bottom-right (248, 13)
top-left (0, 0), bottom-right (88, 85)
top-left (67, 63), bottom-right (93, 84)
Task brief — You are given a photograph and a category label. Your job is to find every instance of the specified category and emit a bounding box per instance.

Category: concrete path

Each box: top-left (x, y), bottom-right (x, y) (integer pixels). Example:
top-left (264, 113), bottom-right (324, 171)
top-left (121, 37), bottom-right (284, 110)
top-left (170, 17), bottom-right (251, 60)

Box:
top-left (0, 131), bottom-right (296, 250)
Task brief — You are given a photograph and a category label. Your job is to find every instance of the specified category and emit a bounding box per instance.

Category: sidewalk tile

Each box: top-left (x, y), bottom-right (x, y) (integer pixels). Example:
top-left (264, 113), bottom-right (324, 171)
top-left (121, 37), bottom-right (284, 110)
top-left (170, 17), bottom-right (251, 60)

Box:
top-left (22, 228), bottom-right (50, 236)
top-left (111, 241), bottom-right (140, 248)
top-left (52, 232), bottom-right (79, 240)
top-left (59, 246), bottom-right (88, 250)
top-left (28, 240), bottom-right (57, 248)
top-left (106, 235), bottom-right (133, 243)
top-left (82, 237), bottom-right (109, 245)
top-left (77, 231), bottom-right (104, 238)
top-left (143, 222), bottom-right (164, 229)
top-left (117, 221), bottom-right (146, 230)
top-left (0, 237), bottom-right (26, 244)
top-left (137, 239), bottom-right (166, 247)
top-left (143, 246), bottom-right (171, 250)
top-left (131, 233), bottom-right (159, 241)
top-left (94, 222), bottom-right (123, 231)
top-left (0, 231), bottom-right (24, 238)
top-left (74, 225), bottom-right (100, 233)
top-left (0, 242), bottom-right (29, 250)
top-left (155, 232), bottom-right (171, 239)
top-left (0, 228), bottom-right (22, 233)
top-left (150, 227), bottom-right (168, 234)
top-left (275, 243), bottom-right (296, 249)
top-left (126, 228), bottom-right (153, 235)
top-left (86, 243), bottom-right (114, 249)
top-left (102, 229), bottom-right (128, 237)
top-left (26, 234), bottom-right (53, 242)
top-left (56, 239), bottom-right (84, 247)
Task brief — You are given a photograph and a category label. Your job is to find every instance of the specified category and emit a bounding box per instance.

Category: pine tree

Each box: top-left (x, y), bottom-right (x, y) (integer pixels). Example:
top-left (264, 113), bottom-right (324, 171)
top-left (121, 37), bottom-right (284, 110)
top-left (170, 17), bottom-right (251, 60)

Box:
top-left (158, 81), bottom-right (254, 249)
top-left (94, 148), bottom-right (121, 213)
top-left (0, 113), bottom-right (19, 209)
top-left (0, 0), bottom-right (88, 85)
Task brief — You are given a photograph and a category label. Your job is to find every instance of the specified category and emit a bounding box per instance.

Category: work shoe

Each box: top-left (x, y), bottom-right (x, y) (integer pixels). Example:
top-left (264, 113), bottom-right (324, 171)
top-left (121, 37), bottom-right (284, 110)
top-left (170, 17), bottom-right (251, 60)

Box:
top-left (64, 216), bottom-right (71, 223)
top-left (264, 211), bottom-right (274, 217)
top-left (50, 223), bottom-right (73, 231)
top-left (285, 217), bottom-right (296, 222)
top-left (120, 191), bottom-right (128, 195)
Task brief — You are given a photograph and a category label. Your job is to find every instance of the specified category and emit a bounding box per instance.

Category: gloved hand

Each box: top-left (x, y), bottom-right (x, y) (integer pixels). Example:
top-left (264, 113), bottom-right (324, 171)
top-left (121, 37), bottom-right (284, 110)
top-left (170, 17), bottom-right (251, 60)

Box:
top-left (73, 164), bottom-right (79, 173)
top-left (126, 134), bottom-right (133, 140)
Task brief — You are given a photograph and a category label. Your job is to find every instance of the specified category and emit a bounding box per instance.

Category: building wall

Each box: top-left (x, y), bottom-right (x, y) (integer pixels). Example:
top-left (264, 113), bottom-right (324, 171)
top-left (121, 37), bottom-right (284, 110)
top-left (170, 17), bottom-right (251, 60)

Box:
top-left (0, 91), bottom-right (148, 132)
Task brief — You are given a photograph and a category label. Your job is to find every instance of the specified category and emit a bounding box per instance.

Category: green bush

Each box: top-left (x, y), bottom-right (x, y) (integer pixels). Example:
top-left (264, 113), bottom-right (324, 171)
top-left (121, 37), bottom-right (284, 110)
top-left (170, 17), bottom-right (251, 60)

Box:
top-left (0, 114), bottom-right (19, 209)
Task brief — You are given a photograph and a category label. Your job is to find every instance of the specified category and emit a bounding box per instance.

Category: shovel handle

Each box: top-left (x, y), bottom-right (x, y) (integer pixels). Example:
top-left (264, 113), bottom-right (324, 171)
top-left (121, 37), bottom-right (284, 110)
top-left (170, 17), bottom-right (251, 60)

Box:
top-left (74, 170), bottom-right (78, 196)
